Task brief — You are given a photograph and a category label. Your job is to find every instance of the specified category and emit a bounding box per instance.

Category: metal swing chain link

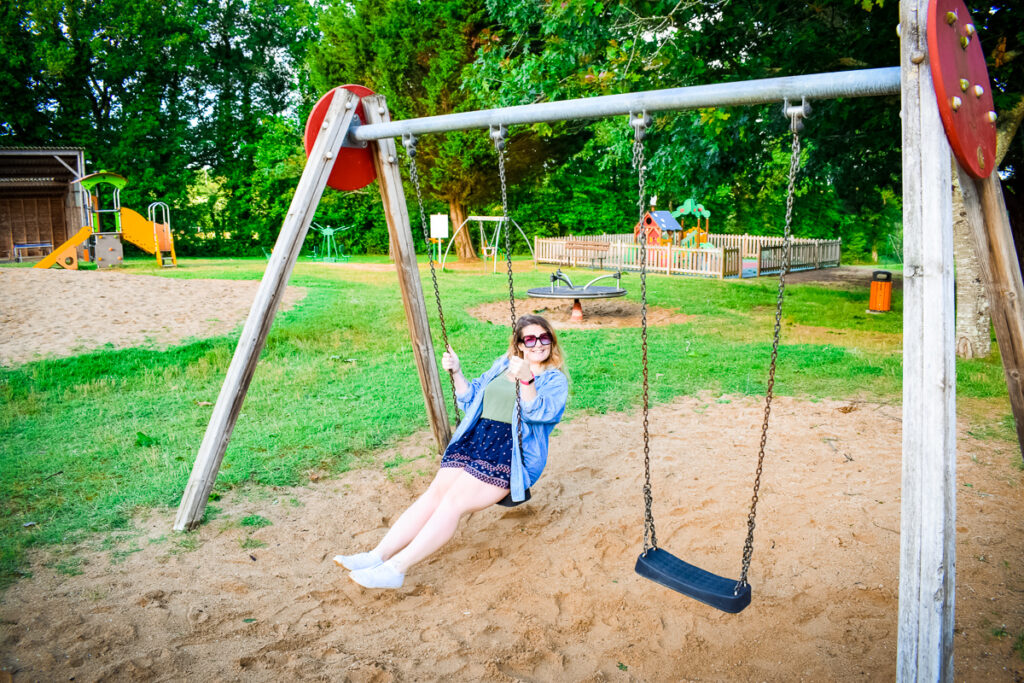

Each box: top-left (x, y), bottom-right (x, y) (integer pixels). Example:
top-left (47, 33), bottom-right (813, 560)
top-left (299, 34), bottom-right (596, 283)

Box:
top-left (402, 134), bottom-right (461, 425)
top-left (737, 110), bottom-right (803, 588)
top-left (492, 125), bottom-right (525, 457)
top-left (631, 112), bottom-right (657, 554)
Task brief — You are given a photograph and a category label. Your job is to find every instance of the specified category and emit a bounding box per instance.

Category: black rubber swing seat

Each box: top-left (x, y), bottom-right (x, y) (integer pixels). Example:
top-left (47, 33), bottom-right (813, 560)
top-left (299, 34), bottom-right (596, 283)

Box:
top-left (496, 488), bottom-right (531, 508)
top-left (635, 548), bottom-right (752, 614)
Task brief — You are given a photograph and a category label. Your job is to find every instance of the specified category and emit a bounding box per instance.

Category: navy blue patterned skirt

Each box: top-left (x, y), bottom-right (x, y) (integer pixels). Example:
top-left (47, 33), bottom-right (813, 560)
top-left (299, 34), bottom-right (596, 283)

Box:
top-left (441, 417), bottom-right (512, 489)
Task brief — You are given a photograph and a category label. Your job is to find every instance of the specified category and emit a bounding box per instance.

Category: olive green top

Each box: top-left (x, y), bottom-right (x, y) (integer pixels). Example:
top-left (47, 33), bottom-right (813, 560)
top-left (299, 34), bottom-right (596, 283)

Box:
top-left (481, 374), bottom-right (517, 423)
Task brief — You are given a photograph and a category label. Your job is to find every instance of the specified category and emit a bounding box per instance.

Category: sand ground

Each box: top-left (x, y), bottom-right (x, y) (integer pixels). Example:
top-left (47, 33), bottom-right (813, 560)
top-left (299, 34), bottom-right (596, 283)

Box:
top-left (470, 297), bottom-right (694, 330)
top-left (0, 268), bottom-right (305, 367)
top-left (1, 266), bottom-right (1021, 682)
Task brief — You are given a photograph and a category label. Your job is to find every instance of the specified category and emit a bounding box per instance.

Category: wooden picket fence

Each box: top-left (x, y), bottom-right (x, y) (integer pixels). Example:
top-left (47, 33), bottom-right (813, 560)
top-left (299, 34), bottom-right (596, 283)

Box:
top-left (534, 233), bottom-right (841, 279)
top-left (535, 238), bottom-right (741, 278)
top-left (756, 239), bottom-right (842, 275)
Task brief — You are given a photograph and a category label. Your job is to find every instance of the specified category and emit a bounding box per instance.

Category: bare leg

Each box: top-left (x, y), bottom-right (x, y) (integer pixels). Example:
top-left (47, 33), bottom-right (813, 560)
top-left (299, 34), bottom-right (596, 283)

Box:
top-left (387, 471), bottom-right (508, 574)
top-left (371, 467), bottom-right (463, 560)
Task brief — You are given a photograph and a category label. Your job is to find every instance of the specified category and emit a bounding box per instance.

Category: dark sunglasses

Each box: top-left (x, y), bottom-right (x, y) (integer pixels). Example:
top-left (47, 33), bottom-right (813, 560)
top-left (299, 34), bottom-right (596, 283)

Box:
top-left (520, 333), bottom-right (553, 348)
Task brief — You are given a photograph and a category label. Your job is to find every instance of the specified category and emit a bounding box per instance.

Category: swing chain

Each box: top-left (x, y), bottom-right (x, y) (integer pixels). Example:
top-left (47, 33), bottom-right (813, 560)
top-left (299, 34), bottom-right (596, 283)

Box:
top-left (402, 133), bottom-right (461, 425)
top-left (492, 126), bottom-right (516, 327)
top-left (632, 111), bottom-right (657, 554)
top-left (737, 103), bottom-right (804, 590)
top-left (492, 125), bottom-right (524, 460)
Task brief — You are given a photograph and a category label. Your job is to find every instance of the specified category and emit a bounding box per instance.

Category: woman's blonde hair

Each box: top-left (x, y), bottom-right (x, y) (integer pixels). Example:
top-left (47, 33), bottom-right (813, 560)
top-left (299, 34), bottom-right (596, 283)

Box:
top-left (506, 314), bottom-right (565, 372)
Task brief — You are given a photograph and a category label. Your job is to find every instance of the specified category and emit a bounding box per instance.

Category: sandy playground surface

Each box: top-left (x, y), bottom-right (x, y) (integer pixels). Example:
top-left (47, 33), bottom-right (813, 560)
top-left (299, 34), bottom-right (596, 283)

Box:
top-left (470, 297), bottom-right (694, 330)
top-left (1, 265), bottom-right (1022, 682)
top-left (0, 268), bottom-right (305, 367)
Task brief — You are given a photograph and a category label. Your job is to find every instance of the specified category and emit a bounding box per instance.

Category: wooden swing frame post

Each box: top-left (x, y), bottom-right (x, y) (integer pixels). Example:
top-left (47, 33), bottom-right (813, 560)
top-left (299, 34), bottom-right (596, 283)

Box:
top-left (174, 91), bottom-right (356, 530)
top-left (175, 92), bottom-right (453, 532)
top-left (173, 90), bottom-right (444, 532)
top-left (174, 92), bottom-right (357, 529)
top-left (362, 95), bottom-right (453, 451)
top-left (897, 0), bottom-right (957, 676)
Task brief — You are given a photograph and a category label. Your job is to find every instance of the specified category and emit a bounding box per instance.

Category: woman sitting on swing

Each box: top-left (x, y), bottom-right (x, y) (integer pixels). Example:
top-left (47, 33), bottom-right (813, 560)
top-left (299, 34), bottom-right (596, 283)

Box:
top-left (336, 314), bottom-right (569, 589)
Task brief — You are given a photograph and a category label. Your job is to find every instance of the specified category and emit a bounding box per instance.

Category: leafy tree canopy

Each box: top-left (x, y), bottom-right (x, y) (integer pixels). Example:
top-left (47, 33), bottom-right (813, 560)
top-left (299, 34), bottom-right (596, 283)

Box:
top-left (1, 0), bottom-right (1018, 260)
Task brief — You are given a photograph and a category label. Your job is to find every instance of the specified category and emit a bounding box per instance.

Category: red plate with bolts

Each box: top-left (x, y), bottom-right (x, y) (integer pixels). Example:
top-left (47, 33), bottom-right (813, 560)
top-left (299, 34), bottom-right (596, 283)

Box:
top-left (304, 84), bottom-right (377, 191)
top-left (927, 0), bottom-right (997, 178)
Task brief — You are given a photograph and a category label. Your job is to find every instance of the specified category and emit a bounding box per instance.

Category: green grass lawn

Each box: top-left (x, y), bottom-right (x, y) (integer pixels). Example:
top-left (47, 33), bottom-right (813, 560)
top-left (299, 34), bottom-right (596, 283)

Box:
top-left (0, 257), bottom-right (1012, 588)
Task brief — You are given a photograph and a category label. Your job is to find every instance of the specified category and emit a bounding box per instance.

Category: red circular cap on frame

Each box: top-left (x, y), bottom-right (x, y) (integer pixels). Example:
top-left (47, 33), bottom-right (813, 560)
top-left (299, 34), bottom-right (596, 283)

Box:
top-left (303, 84), bottom-right (377, 191)
top-left (926, 0), bottom-right (997, 179)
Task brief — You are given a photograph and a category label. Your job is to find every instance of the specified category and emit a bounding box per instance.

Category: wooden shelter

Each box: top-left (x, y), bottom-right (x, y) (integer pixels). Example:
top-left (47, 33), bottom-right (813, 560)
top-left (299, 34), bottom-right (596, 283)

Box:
top-left (0, 148), bottom-right (87, 261)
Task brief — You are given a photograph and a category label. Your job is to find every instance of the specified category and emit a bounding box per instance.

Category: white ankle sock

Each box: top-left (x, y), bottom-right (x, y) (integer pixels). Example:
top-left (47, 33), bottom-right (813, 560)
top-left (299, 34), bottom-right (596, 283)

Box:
top-left (333, 550), bottom-right (383, 571)
top-left (349, 560), bottom-right (405, 589)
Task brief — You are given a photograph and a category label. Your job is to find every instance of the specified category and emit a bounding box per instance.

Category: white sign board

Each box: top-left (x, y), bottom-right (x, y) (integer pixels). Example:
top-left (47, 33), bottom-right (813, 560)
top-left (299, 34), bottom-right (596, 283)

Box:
top-left (430, 214), bottom-right (449, 239)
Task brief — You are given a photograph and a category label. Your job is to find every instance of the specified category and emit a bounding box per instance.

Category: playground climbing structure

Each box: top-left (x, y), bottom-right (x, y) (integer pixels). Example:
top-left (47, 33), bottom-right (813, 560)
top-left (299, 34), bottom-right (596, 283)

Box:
top-left (673, 198), bottom-right (712, 248)
top-left (35, 171), bottom-right (176, 270)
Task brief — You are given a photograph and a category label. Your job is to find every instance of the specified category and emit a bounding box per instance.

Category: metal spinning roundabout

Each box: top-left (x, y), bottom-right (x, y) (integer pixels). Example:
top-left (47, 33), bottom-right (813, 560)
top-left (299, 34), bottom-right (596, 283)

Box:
top-left (527, 269), bottom-right (627, 322)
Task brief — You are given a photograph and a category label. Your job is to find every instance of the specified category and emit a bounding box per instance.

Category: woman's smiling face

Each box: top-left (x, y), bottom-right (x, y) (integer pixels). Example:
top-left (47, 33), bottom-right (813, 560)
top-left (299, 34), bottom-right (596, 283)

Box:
top-left (517, 323), bottom-right (552, 363)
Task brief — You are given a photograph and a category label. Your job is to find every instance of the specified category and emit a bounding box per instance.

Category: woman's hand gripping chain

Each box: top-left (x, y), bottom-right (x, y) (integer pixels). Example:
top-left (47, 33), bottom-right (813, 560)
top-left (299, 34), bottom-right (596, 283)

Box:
top-left (441, 346), bottom-right (461, 373)
top-left (507, 355), bottom-right (534, 383)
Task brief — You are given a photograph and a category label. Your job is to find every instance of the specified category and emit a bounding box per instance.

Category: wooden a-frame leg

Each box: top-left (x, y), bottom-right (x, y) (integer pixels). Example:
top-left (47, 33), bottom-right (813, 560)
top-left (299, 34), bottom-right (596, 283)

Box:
top-left (174, 90), bottom-right (359, 532)
top-left (362, 95), bottom-right (452, 452)
top-left (956, 164), bottom-right (1024, 460)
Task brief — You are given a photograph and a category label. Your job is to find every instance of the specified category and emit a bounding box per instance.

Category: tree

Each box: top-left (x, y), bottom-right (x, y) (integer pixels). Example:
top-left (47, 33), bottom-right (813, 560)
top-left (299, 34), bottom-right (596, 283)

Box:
top-left (468, 1), bottom-right (909, 255)
top-left (0, 0), bottom-right (317, 255)
top-left (309, 0), bottom-right (493, 260)
top-left (0, 0), bottom-right (199, 214)
top-left (185, 0), bottom-right (316, 252)
top-left (309, 0), bottom-right (589, 260)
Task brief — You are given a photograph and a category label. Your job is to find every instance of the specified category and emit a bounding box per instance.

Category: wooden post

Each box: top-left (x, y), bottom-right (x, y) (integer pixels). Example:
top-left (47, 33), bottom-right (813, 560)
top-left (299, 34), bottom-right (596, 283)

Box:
top-left (897, 0), bottom-right (957, 678)
top-left (174, 90), bottom-right (359, 531)
top-left (956, 165), bottom-right (1024, 459)
top-left (362, 95), bottom-right (452, 453)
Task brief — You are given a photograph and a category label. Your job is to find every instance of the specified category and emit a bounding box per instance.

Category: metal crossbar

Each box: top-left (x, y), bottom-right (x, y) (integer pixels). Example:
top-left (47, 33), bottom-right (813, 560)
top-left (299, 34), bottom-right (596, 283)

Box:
top-left (353, 68), bottom-right (899, 141)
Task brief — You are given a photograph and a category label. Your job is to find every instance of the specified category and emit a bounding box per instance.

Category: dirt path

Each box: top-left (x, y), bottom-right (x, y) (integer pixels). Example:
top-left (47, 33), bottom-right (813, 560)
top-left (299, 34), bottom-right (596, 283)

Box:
top-left (783, 265), bottom-right (904, 290)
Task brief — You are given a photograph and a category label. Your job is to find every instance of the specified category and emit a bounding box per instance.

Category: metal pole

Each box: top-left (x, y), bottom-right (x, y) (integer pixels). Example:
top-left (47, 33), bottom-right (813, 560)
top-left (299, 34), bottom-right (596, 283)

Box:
top-left (353, 67), bottom-right (900, 141)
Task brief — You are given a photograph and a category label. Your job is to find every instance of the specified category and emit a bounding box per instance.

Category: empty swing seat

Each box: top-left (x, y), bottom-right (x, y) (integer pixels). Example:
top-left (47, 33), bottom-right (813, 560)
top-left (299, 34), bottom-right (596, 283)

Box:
top-left (635, 548), bottom-right (752, 613)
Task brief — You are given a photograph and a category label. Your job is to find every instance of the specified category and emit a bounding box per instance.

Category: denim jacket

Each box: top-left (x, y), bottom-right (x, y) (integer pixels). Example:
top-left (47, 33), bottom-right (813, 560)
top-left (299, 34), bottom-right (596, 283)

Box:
top-left (452, 355), bottom-right (569, 502)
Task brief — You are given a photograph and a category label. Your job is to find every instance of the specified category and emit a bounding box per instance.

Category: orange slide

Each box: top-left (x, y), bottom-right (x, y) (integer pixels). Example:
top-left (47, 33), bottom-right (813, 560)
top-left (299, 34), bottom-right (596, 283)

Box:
top-left (33, 226), bottom-right (92, 270)
top-left (120, 207), bottom-right (177, 267)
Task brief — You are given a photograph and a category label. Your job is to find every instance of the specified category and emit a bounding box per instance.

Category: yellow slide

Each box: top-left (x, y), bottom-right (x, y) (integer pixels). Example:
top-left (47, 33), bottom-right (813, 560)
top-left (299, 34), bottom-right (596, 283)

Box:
top-left (120, 207), bottom-right (177, 267)
top-left (34, 226), bottom-right (92, 270)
